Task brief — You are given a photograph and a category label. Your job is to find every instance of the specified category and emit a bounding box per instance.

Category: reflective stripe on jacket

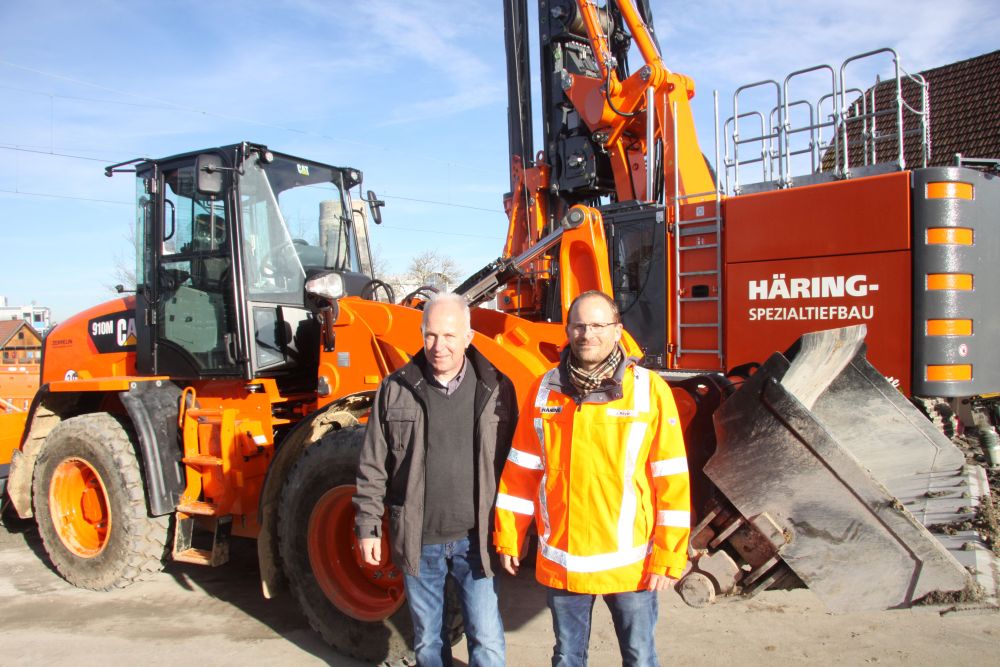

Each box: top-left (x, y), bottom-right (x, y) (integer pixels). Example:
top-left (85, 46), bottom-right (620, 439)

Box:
top-left (494, 359), bottom-right (690, 594)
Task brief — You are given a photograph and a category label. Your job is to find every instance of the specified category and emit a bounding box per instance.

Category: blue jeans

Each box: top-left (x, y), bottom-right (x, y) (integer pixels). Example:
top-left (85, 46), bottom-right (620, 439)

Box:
top-left (403, 537), bottom-right (505, 667)
top-left (547, 588), bottom-right (659, 667)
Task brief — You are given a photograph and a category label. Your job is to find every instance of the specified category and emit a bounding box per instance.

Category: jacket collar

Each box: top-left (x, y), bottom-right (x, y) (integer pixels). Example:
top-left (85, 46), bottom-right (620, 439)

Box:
top-left (399, 345), bottom-right (500, 394)
top-left (550, 344), bottom-right (639, 404)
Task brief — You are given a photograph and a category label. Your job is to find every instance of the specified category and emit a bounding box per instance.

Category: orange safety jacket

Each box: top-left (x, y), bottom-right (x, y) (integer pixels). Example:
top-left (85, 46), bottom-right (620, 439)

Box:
top-left (494, 356), bottom-right (691, 594)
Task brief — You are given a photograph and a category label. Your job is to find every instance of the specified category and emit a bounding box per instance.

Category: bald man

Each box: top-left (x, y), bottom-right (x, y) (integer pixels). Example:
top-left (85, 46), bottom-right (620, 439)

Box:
top-left (354, 293), bottom-right (518, 666)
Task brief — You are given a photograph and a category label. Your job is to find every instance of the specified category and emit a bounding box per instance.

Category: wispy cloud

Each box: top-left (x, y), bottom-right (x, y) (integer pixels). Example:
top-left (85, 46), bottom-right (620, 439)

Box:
top-left (345, 0), bottom-right (507, 123)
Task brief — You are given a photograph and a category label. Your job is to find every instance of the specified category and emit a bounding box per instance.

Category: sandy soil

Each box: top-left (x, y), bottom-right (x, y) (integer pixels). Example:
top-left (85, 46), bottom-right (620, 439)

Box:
top-left (1, 521), bottom-right (997, 666)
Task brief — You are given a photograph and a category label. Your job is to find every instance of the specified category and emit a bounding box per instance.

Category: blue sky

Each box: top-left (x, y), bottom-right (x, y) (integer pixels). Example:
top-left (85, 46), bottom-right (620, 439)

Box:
top-left (1, 0), bottom-right (997, 321)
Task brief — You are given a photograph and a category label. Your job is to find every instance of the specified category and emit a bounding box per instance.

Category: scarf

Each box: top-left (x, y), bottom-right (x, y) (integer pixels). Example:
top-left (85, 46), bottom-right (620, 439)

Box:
top-left (567, 344), bottom-right (623, 397)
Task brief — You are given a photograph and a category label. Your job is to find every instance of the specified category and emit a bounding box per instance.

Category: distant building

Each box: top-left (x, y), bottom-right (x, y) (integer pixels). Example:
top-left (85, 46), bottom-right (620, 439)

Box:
top-left (0, 320), bottom-right (42, 367)
top-left (0, 296), bottom-right (52, 334)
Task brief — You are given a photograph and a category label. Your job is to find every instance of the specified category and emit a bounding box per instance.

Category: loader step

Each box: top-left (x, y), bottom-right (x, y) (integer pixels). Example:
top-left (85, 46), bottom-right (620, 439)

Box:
top-left (173, 548), bottom-right (216, 566)
top-left (172, 513), bottom-right (231, 567)
top-left (182, 454), bottom-right (223, 467)
top-left (176, 500), bottom-right (219, 516)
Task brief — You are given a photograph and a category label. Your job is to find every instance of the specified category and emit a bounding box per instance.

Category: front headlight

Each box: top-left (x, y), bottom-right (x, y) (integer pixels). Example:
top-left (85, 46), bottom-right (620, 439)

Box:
top-left (305, 271), bottom-right (346, 302)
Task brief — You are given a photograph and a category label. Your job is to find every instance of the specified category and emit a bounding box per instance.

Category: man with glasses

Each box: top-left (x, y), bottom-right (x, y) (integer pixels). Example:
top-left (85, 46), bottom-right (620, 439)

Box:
top-left (494, 290), bottom-right (690, 666)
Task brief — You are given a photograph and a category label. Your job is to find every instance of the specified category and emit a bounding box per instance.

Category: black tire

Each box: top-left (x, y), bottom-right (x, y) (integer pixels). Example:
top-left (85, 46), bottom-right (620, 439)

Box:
top-left (278, 425), bottom-right (462, 665)
top-left (31, 412), bottom-right (170, 590)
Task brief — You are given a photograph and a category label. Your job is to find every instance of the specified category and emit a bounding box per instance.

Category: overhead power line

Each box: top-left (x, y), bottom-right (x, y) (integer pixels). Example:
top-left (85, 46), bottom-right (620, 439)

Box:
top-left (0, 187), bottom-right (504, 239)
top-left (0, 145), bottom-right (505, 216)
top-left (0, 187), bottom-right (131, 206)
top-left (0, 144), bottom-right (111, 162)
top-left (379, 223), bottom-right (502, 240)
top-left (0, 61), bottom-right (497, 174)
top-left (385, 194), bottom-right (502, 214)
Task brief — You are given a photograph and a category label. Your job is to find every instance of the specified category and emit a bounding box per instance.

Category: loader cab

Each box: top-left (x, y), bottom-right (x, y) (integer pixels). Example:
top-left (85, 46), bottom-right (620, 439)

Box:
top-left (131, 143), bottom-right (375, 385)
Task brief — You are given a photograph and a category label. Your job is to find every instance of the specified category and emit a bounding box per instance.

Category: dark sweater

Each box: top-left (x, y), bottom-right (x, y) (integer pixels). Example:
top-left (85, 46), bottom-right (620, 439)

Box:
top-left (420, 367), bottom-right (477, 544)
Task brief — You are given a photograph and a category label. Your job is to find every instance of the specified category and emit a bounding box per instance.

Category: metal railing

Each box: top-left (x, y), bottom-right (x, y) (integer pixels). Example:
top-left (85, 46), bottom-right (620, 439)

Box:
top-left (722, 48), bottom-right (930, 194)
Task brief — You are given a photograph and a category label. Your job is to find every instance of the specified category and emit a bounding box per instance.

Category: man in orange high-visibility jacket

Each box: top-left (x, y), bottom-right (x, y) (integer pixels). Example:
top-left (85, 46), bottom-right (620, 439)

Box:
top-left (494, 290), bottom-right (690, 666)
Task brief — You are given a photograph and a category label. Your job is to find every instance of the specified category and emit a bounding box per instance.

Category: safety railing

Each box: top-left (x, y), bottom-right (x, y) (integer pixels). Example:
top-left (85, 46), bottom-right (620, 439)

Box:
top-left (722, 48), bottom-right (929, 194)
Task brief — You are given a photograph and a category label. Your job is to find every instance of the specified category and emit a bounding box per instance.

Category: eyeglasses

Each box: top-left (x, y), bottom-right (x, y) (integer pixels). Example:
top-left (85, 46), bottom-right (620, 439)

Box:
top-left (568, 322), bottom-right (619, 335)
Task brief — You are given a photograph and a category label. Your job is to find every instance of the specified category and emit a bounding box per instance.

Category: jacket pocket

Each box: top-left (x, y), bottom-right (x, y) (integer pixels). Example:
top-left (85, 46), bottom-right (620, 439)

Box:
top-left (385, 407), bottom-right (418, 456)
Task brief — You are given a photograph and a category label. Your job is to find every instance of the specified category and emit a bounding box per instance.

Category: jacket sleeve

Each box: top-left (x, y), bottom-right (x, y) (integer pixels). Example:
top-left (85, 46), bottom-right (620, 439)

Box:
top-left (646, 377), bottom-right (691, 579)
top-left (353, 382), bottom-right (391, 538)
top-left (493, 377), bottom-right (543, 557)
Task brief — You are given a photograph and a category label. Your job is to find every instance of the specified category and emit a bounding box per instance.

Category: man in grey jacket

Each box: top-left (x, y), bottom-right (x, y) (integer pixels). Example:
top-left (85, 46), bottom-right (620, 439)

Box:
top-left (354, 293), bottom-right (517, 667)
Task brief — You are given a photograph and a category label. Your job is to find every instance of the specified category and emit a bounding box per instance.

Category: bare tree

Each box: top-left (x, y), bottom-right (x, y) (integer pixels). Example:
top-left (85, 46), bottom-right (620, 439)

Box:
top-left (405, 250), bottom-right (461, 291)
top-left (107, 222), bottom-right (137, 293)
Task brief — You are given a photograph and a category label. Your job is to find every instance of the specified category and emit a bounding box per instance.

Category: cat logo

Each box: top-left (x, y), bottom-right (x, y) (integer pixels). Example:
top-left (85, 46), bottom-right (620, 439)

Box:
top-left (88, 310), bottom-right (137, 353)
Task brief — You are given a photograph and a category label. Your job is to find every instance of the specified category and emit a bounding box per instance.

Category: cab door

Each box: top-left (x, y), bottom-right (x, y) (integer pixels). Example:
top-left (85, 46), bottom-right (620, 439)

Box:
top-left (147, 155), bottom-right (242, 378)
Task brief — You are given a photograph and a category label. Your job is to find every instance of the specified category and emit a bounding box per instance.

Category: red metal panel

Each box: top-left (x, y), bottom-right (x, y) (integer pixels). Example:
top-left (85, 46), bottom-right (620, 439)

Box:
top-left (725, 172), bottom-right (912, 263)
top-left (725, 251), bottom-right (913, 395)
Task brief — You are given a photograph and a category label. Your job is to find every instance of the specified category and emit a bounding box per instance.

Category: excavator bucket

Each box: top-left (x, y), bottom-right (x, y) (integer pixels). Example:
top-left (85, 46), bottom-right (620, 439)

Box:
top-left (708, 325), bottom-right (989, 612)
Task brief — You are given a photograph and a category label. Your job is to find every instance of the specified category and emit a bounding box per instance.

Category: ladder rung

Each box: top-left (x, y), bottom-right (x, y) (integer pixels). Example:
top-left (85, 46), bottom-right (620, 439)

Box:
top-left (679, 297), bottom-right (719, 302)
top-left (680, 323), bottom-right (721, 328)
top-left (679, 243), bottom-right (719, 250)
top-left (679, 270), bottom-right (719, 277)
top-left (679, 348), bottom-right (723, 354)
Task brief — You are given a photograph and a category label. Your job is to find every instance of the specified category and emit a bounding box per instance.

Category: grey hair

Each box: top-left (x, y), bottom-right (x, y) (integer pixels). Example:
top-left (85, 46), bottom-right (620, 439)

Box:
top-left (421, 292), bottom-right (472, 333)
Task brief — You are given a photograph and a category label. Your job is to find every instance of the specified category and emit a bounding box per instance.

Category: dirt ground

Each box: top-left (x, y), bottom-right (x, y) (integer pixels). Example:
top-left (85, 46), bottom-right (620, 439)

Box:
top-left (1, 521), bottom-right (998, 666)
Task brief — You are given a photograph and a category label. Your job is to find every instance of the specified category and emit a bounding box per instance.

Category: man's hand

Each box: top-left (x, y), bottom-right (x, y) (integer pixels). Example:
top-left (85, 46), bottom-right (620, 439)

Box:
top-left (359, 537), bottom-right (382, 566)
top-left (500, 553), bottom-right (520, 576)
top-left (644, 573), bottom-right (678, 592)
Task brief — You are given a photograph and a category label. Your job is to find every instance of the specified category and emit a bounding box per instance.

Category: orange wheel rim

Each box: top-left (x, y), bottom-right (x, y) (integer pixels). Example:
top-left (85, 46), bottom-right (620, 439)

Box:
top-left (307, 485), bottom-right (405, 622)
top-left (49, 458), bottom-right (111, 557)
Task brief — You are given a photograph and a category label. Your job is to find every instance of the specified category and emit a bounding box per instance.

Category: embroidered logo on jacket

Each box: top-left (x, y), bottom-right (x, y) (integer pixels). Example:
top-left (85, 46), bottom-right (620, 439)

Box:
top-left (540, 406), bottom-right (562, 414)
top-left (607, 408), bottom-right (640, 417)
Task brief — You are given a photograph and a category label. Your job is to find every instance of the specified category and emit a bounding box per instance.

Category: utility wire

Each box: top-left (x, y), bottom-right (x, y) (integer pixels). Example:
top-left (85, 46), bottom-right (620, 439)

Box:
top-left (0, 186), bottom-right (503, 238)
top-left (0, 187), bottom-right (131, 205)
top-left (0, 145), bottom-right (505, 216)
top-left (386, 194), bottom-right (501, 214)
top-left (0, 62), bottom-right (496, 174)
top-left (0, 144), bottom-right (112, 162)
top-left (379, 223), bottom-right (502, 240)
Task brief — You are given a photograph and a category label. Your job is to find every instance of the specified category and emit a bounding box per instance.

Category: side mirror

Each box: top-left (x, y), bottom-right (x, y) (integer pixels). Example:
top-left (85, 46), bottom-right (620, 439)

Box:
top-left (196, 154), bottom-right (224, 195)
top-left (366, 189), bottom-right (384, 225)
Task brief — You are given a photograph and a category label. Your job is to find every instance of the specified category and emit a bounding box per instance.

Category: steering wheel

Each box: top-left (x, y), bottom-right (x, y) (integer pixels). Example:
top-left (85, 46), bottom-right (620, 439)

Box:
top-left (400, 285), bottom-right (439, 309)
top-left (259, 240), bottom-right (296, 278)
top-left (361, 279), bottom-right (396, 304)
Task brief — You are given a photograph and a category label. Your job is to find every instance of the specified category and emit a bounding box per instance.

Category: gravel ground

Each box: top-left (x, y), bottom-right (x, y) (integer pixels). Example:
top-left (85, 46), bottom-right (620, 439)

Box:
top-left (1, 518), bottom-right (998, 666)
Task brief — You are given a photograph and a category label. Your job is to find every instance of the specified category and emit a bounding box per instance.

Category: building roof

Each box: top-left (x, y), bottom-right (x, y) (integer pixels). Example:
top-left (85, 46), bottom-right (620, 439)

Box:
top-left (919, 49), bottom-right (1000, 165)
top-left (0, 319), bottom-right (42, 348)
top-left (824, 50), bottom-right (1000, 171)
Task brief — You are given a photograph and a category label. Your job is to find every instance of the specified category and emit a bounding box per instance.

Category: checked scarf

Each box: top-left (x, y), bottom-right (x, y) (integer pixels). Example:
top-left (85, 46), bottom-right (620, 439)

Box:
top-left (567, 344), bottom-right (623, 397)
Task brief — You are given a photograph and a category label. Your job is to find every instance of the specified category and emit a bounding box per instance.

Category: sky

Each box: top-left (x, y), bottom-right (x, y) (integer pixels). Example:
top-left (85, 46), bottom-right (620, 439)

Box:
top-left (1, 0), bottom-right (997, 322)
